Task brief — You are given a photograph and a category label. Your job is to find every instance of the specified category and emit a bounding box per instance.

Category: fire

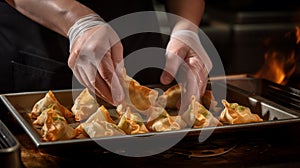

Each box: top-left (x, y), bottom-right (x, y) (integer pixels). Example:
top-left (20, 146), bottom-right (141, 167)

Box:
top-left (254, 50), bottom-right (296, 85)
top-left (296, 26), bottom-right (300, 44)
top-left (253, 27), bottom-right (299, 85)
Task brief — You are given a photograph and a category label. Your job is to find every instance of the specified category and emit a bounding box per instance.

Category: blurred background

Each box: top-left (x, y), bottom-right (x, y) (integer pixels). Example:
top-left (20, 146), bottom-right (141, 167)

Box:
top-left (1, 0), bottom-right (300, 93)
top-left (155, 0), bottom-right (300, 89)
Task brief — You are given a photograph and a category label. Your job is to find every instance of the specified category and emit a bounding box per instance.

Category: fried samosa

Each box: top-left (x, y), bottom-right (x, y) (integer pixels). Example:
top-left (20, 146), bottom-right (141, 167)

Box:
top-left (117, 107), bottom-right (149, 134)
top-left (33, 104), bottom-right (64, 126)
top-left (201, 90), bottom-right (222, 112)
top-left (157, 84), bottom-right (181, 109)
top-left (41, 109), bottom-right (77, 142)
top-left (182, 96), bottom-right (222, 128)
top-left (71, 88), bottom-right (99, 121)
top-left (76, 105), bottom-right (125, 138)
top-left (146, 106), bottom-right (186, 132)
top-left (30, 90), bottom-right (73, 119)
top-left (219, 100), bottom-right (263, 124)
top-left (119, 70), bottom-right (158, 115)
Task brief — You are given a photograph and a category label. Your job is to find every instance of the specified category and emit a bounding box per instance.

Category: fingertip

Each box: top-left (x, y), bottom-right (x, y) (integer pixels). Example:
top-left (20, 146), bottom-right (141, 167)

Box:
top-left (160, 71), bottom-right (173, 85)
top-left (115, 62), bottom-right (125, 78)
top-left (111, 77), bottom-right (125, 105)
top-left (114, 92), bottom-right (125, 105)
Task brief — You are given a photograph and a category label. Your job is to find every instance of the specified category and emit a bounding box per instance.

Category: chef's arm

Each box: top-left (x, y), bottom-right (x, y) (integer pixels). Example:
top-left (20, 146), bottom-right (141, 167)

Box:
top-left (5, 0), bottom-right (126, 105)
top-left (5, 0), bottom-right (95, 37)
top-left (165, 0), bottom-right (205, 32)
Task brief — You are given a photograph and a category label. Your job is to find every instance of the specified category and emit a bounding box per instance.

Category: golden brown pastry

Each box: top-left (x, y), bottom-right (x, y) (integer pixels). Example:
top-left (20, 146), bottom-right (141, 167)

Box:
top-left (76, 105), bottom-right (125, 138)
top-left (116, 103), bottom-right (127, 116)
top-left (30, 90), bottom-right (73, 119)
top-left (119, 69), bottom-right (158, 115)
top-left (33, 104), bottom-right (63, 126)
top-left (71, 88), bottom-right (99, 121)
top-left (84, 105), bottom-right (115, 124)
top-left (41, 109), bottom-right (77, 142)
top-left (157, 84), bottom-right (181, 109)
top-left (77, 121), bottom-right (125, 138)
top-left (201, 90), bottom-right (222, 112)
top-left (157, 84), bottom-right (221, 112)
top-left (117, 107), bottom-right (149, 134)
top-left (219, 100), bottom-right (263, 124)
top-left (182, 96), bottom-right (222, 128)
top-left (146, 106), bottom-right (186, 132)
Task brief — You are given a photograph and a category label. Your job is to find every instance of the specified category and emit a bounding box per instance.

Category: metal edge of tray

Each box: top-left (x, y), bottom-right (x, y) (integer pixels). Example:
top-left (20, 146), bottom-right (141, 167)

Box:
top-left (0, 120), bottom-right (22, 168)
top-left (0, 94), bottom-right (42, 148)
top-left (1, 84), bottom-right (300, 154)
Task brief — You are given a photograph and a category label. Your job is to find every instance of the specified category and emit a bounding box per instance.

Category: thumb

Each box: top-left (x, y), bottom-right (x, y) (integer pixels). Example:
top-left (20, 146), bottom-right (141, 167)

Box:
top-left (68, 50), bottom-right (79, 70)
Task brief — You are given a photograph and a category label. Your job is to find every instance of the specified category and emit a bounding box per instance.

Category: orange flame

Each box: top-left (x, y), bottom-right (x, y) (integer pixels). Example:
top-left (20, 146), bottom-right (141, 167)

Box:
top-left (254, 26), bottom-right (298, 85)
top-left (254, 51), bottom-right (296, 85)
top-left (296, 26), bottom-right (300, 44)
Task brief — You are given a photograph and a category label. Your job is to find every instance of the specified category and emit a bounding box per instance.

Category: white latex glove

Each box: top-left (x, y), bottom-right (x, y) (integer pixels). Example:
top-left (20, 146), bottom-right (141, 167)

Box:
top-left (160, 30), bottom-right (212, 110)
top-left (68, 14), bottom-right (125, 106)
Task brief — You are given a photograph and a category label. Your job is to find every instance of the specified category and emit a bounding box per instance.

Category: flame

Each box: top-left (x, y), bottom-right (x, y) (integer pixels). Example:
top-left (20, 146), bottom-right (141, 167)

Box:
top-left (254, 26), bottom-right (298, 85)
top-left (254, 51), bottom-right (296, 85)
top-left (296, 26), bottom-right (300, 44)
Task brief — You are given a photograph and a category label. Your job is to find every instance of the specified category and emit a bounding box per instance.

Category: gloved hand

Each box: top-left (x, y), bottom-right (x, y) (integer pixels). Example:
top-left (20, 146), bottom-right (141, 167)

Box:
top-left (67, 14), bottom-right (125, 106)
top-left (160, 29), bottom-right (212, 111)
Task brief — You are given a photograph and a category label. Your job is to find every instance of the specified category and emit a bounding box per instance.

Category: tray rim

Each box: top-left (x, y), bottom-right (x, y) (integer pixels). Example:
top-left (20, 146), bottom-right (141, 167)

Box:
top-left (2, 87), bottom-right (300, 150)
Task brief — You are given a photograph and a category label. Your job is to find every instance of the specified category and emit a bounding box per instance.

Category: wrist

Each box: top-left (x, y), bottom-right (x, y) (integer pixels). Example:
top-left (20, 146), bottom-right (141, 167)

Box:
top-left (67, 14), bottom-right (105, 51)
top-left (171, 19), bottom-right (199, 34)
top-left (170, 30), bottom-right (212, 73)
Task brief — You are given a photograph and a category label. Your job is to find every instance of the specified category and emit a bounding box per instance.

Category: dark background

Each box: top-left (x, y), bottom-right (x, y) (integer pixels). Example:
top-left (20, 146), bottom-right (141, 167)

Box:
top-left (201, 0), bottom-right (300, 89)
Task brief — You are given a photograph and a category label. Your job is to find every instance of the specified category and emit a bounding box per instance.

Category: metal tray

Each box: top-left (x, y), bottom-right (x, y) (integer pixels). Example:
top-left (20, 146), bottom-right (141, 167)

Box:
top-left (1, 78), bottom-right (300, 156)
top-left (0, 120), bottom-right (22, 168)
top-left (225, 75), bottom-right (300, 112)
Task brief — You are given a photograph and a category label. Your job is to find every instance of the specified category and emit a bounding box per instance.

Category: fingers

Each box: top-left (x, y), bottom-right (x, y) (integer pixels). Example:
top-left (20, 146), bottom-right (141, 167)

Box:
top-left (160, 51), bottom-right (181, 85)
top-left (110, 42), bottom-right (125, 104)
top-left (94, 71), bottom-right (114, 104)
top-left (69, 24), bottom-right (125, 106)
top-left (110, 41), bottom-right (125, 77)
top-left (96, 48), bottom-right (124, 105)
top-left (164, 30), bottom-right (212, 111)
top-left (177, 52), bottom-right (209, 113)
top-left (92, 26), bottom-right (124, 104)
top-left (189, 51), bottom-right (208, 95)
top-left (186, 56), bottom-right (208, 102)
top-left (160, 40), bottom-right (187, 85)
top-left (68, 51), bottom-right (94, 91)
top-left (178, 64), bottom-right (201, 114)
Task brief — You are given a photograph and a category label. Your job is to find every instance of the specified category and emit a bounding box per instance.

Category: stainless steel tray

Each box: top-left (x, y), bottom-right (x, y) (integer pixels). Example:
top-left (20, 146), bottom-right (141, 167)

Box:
top-left (1, 78), bottom-right (300, 156)
top-left (0, 120), bottom-right (22, 168)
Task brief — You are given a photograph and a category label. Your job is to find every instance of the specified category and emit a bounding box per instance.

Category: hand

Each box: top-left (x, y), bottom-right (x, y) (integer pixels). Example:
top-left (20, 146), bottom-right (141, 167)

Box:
top-left (160, 30), bottom-right (212, 110)
top-left (68, 15), bottom-right (125, 106)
